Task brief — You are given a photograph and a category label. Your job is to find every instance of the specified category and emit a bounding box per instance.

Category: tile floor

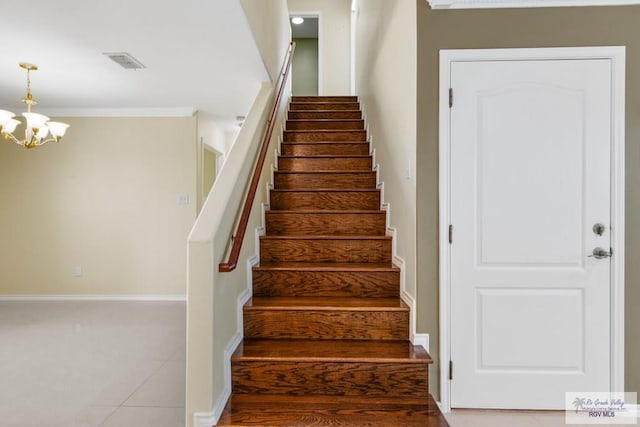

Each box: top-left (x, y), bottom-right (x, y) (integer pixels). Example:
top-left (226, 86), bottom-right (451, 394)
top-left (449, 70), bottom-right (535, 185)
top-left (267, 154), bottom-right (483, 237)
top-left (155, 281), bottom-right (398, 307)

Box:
top-left (0, 301), bottom-right (622, 427)
top-left (445, 408), bottom-right (597, 426)
top-left (0, 301), bottom-right (185, 427)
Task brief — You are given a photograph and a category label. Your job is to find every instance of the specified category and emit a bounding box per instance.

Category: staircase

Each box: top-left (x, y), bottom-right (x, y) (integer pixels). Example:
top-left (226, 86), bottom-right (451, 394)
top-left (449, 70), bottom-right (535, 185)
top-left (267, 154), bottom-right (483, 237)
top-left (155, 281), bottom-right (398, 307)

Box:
top-left (217, 96), bottom-right (448, 426)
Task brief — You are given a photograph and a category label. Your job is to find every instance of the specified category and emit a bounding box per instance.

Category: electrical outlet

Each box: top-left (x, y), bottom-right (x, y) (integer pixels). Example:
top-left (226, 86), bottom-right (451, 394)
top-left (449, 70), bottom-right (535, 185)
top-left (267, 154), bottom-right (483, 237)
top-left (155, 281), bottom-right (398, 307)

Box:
top-left (177, 194), bottom-right (189, 205)
top-left (73, 265), bottom-right (83, 277)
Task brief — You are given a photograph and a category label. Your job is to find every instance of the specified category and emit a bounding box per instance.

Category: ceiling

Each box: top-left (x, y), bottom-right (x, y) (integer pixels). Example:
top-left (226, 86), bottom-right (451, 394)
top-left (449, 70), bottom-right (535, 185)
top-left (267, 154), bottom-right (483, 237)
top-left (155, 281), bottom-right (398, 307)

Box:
top-left (291, 17), bottom-right (319, 39)
top-left (0, 0), bottom-right (270, 122)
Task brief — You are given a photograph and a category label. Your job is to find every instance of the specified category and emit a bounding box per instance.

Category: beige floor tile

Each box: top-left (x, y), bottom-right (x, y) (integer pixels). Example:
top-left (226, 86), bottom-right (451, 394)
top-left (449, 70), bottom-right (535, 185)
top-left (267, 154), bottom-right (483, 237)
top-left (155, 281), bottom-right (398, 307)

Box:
top-left (0, 301), bottom-right (186, 427)
top-left (74, 406), bottom-right (119, 427)
top-left (101, 406), bottom-right (185, 427)
top-left (446, 409), bottom-right (545, 427)
top-left (534, 411), bottom-right (599, 427)
top-left (124, 361), bottom-right (186, 407)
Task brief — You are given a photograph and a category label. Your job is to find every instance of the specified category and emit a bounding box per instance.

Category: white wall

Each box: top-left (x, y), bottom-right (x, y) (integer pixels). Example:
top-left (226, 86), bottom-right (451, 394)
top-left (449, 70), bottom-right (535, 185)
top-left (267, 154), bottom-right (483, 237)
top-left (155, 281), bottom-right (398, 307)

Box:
top-left (354, 0), bottom-right (418, 328)
top-left (288, 0), bottom-right (351, 95)
top-left (241, 0), bottom-right (292, 81)
top-left (0, 116), bottom-right (197, 297)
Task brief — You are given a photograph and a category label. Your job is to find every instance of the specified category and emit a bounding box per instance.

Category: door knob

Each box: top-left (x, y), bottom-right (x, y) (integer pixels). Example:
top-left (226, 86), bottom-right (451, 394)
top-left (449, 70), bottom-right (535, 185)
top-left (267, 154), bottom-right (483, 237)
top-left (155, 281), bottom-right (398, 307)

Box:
top-left (589, 247), bottom-right (612, 259)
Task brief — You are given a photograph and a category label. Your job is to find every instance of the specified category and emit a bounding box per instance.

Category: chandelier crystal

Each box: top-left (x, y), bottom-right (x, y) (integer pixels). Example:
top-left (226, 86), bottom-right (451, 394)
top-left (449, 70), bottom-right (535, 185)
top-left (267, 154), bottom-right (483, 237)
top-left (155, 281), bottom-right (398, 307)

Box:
top-left (0, 63), bottom-right (70, 149)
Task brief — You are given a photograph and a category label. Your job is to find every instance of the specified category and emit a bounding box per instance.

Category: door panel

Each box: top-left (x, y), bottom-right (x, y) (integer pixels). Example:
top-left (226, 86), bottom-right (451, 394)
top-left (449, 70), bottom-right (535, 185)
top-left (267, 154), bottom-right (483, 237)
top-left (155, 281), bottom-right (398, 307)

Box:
top-left (478, 84), bottom-right (585, 266)
top-left (450, 59), bottom-right (611, 409)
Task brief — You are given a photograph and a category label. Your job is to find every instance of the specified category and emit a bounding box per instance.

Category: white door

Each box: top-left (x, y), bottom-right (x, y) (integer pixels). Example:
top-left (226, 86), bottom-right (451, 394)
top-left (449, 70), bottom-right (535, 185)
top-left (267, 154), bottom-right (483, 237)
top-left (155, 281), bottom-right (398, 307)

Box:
top-left (450, 58), bottom-right (612, 409)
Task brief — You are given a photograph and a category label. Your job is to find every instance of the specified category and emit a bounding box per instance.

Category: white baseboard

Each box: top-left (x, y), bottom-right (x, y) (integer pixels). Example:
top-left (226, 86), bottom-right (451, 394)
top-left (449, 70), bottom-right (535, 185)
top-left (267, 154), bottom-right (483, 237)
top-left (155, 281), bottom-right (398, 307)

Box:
top-left (436, 400), bottom-right (449, 413)
top-left (193, 411), bottom-right (217, 427)
top-left (0, 294), bottom-right (186, 302)
top-left (413, 333), bottom-right (430, 353)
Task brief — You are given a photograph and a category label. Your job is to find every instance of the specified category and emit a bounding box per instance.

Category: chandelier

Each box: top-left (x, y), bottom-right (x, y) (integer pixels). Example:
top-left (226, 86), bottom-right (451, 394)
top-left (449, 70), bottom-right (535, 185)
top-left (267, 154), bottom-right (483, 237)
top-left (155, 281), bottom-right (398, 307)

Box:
top-left (0, 63), bottom-right (70, 149)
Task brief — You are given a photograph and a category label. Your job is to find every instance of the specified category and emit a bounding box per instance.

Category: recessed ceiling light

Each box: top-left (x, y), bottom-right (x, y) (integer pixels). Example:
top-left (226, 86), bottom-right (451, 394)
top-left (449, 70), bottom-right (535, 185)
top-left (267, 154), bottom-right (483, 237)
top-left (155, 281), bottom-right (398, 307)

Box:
top-left (291, 17), bottom-right (304, 25)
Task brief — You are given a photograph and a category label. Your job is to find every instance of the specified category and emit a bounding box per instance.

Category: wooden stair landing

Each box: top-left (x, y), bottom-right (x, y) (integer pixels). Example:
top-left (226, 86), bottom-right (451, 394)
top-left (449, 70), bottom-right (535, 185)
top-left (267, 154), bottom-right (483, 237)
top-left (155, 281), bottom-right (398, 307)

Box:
top-left (219, 395), bottom-right (448, 427)
top-left (216, 96), bottom-right (447, 426)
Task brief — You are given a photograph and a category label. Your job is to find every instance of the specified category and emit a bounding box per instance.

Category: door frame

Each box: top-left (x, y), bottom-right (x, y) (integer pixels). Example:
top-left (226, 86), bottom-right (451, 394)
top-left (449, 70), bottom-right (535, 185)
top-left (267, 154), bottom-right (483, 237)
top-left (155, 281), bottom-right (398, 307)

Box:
top-left (438, 46), bottom-right (626, 412)
top-left (289, 11), bottom-right (323, 96)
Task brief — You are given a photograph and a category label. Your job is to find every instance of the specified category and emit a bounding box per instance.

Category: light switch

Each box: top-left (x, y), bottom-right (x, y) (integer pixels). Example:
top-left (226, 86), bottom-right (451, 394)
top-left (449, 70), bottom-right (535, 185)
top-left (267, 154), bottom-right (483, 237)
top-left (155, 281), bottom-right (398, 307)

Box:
top-left (177, 194), bottom-right (190, 205)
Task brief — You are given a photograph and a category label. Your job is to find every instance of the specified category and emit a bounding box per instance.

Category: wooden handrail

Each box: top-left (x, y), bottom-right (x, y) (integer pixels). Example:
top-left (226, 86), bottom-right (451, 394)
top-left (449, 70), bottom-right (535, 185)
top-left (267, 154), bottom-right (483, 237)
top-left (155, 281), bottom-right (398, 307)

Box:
top-left (219, 41), bottom-right (296, 273)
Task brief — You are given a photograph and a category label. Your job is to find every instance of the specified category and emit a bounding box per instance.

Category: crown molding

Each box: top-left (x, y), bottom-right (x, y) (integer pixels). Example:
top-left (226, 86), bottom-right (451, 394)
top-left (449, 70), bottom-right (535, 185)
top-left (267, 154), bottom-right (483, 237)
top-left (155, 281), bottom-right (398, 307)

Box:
top-left (35, 107), bottom-right (197, 118)
top-left (428, 0), bottom-right (640, 8)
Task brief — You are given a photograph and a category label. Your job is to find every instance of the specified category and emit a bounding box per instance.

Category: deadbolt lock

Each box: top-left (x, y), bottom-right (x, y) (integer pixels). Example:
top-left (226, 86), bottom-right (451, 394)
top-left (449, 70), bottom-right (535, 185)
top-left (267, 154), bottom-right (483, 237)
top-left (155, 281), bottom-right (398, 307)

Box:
top-left (593, 223), bottom-right (606, 236)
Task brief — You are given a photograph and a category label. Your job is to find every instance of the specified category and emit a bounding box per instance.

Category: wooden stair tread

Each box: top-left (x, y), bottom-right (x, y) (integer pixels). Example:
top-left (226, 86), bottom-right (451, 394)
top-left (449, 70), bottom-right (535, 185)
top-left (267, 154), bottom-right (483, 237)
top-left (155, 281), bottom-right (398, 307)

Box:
top-left (217, 394), bottom-right (449, 427)
top-left (246, 297), bottom-right (408, 310)
top-left (275, 170), bottom-right (374, 174)
top-left (271, 188), bottom-right (378, 192)
top-left (282, 139), bottom-right (369, 145)
top-left (278, 155), bottom-right (371, 159)
top-left (287, 118), bottom-right (362, 123)
top-left (275, 171), bottom-right (374, 175)
top-left (290, 102), bottom-right (359, 105)
top-left (285, 129), bottom-right (363, 133)
top-left (287, 119), bottom-right (364, 122)
top-left (260, 235), bottom-right (391, 240)
top-left (266, 209), bottom-right (384, 214)
top-left (255, 261), bottom-right (399, 271)
top-left (282, 141), bottom-right (369, 145)
top-left (291, 96), bottom-right (358, 101)
top-left (288, 112), bottom-right (363, 121)
top-left (270, 190), bottom-right (380, 210)
top-left (233, 339), bottom-right (431, 363)
top-left (289, 109), bottom-right (362, 113)
top-left (281, 140), bottom-right (368, 144)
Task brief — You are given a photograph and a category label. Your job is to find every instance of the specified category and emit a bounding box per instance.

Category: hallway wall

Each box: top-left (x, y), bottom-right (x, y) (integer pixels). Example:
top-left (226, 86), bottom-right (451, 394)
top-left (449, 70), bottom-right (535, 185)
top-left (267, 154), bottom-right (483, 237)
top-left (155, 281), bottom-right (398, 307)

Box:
top-left (416, 1), bottom-right (640, 397)
top-left (292, 37), bottom-right (319, 95)
top-left (354, 0), bottom-right (419, 341)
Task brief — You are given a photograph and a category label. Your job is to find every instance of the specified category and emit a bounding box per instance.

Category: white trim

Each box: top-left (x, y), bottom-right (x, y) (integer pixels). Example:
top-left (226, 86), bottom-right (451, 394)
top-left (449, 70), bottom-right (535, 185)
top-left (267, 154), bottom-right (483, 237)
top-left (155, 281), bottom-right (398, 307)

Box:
top-left (438, 46), bottom-right (626, 412)
top-left (609, 46), bottom-right (626, 396)
top-left (193, 412), bottom-right (217, 427)
top-left (414, 333), bottom-right (430, 353)
top-left (428, 0), bottom-right (640, 9)
top-left (318, 12), bottom-right (323, 96)
top-left (0, 294), bottom-right (186, 301)
top-left (350, 1), bottom-right (358, 96)
top-left (290, 11), bottom-right (323, 96)
top-left (37, 107), bottom-right (197, 117)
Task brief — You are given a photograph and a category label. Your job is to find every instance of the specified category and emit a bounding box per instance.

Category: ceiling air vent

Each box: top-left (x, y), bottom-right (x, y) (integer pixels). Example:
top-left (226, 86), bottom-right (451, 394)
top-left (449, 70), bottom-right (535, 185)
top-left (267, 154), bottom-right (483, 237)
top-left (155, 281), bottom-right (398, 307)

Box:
top-left (103, 52), bottom-right (146, 70)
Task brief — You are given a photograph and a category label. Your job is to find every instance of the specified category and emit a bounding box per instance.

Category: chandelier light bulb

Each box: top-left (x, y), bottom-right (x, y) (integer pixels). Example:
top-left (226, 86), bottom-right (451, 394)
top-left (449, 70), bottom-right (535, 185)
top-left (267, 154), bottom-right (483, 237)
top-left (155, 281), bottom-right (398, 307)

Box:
top-left (0, 63), bottom-right (70, 149)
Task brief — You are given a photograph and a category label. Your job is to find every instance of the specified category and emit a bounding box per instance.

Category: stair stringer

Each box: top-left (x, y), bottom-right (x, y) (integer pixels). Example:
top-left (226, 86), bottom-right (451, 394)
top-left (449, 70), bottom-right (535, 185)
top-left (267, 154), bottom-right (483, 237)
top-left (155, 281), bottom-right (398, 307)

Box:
top-left (367, 131), bottom-right (429, 353)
